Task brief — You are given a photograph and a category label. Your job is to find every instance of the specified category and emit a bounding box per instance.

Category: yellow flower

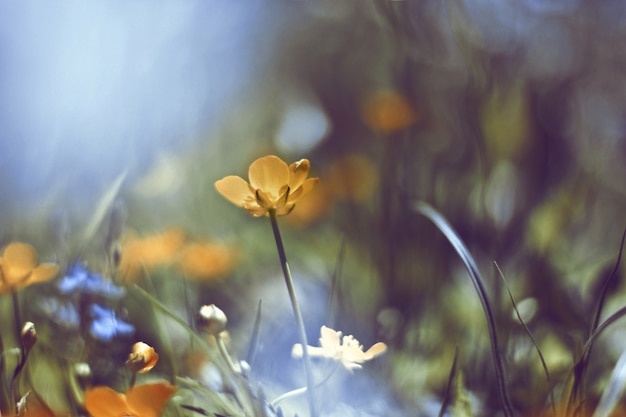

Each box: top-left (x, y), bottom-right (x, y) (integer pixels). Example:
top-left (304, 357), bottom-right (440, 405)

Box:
top-left (84, 382), bottom-right (177, 417)
top-left (126, 342), bottom-right (159, 373)
top-left (117, 227), bottom-right (186, 283)
top-left (0, 242), bottom-right (59, 294)
top-left (292, 325), bottom-right (387, 372)
top-left (176, 240), bottom-right (237, 281)
top-left (215, 155), bottom-right (319, 217)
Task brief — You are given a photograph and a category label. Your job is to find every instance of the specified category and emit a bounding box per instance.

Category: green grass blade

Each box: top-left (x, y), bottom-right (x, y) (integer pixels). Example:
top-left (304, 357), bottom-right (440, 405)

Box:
top-left (78, 171), bottom-right (127, 253)
top-left (593, 348), bottom-right (626, 417)
top-left (568, 228), bottom-right (626, 412)
top-left (438, 347), bottom-right (460, 417)
top-left (246, 299), bottom-right (262, 366)
top-left (495, 261), bottom-right (556, 415)
top-left (413, 201), bottom-right (515, 417)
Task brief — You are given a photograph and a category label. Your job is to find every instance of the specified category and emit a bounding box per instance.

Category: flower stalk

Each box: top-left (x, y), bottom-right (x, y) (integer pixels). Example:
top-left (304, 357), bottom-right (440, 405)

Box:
top-left (269, 209), bottom-right (317, 417)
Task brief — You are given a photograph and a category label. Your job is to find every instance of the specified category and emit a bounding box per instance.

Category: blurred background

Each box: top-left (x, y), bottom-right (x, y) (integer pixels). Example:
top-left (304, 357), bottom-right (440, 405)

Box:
top-left (1, 1), bottom-right (626, 416)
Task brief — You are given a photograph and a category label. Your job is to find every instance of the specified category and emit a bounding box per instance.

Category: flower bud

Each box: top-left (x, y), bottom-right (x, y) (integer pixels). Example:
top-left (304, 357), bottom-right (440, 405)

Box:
top-left (126, 342), bottom-right (159, 373)
top-left (20, 322), bottom-right (37, 352)
top-left (198, 304), bottom-right (227, 335)
top-left (74, 362), bottom-right (92, 386)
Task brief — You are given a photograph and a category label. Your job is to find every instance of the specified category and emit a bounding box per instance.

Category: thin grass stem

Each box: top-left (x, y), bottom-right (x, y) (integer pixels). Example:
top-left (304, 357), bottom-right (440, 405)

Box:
top-left (268, 209), bottom-right (317, 417)
top-left (246, 299), bottom-right (262, 366)
top-left (142, 272), bottom-right (178, 383)
top-left (495, 261), bottom-right (556, 415)
top-left (568, 229), bottom-right (626, 414)
top-left (271, 363), bottom-right (339, 407)
top-left (438, 347), bottom-right (459, 417)
top-left (328, 238), bottom-right (346, 329)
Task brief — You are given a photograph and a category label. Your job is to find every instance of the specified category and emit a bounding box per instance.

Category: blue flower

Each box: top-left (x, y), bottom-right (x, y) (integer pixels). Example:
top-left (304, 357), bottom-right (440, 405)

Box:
top-left (58, 262), bottom-right (125, 298)
top-left (38, 297), bottom-right (80, 330)
top-left (89, 304), bottom-right (134, 342)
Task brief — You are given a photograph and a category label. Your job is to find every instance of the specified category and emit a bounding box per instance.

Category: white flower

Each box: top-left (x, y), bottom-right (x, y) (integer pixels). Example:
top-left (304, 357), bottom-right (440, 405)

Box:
top-left (292, 325), bottom-right (387, 372)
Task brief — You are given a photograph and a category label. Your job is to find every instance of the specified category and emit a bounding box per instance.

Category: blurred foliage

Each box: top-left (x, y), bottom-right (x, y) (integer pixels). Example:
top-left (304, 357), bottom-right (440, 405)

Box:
top-left (2, 1), bottom-right (626, 416)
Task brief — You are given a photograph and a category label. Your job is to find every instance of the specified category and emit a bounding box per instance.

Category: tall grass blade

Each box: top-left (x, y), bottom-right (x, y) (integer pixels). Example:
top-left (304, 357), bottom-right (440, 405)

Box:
top-left (494, 261), bottom-right (556, 415)
top-left (438, 347), bottom-right (460, 417)
top-left (78, 171), bottom-right (127, 253)
top-left (593, 348), bottom-right (626, 417)
top-left (328, 238), bottom-right (346, 328)
top-left (246, 299), bottom-right (262, 366)
top-left (590, 228), bottom-right (625, 335)
top-left (413, 201), bottom-right (514, 417)
top-left (568, 228), bottom-right (626, 413)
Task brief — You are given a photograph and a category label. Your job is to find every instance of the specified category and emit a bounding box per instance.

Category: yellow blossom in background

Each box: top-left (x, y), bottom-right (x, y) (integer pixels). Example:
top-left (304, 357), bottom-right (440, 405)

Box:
top-left (215, 155), bottom-right (318, 217)
top-left (0, 242), bottom-right (59, 294)
top-left (126, 342), bottom-right (159, 373)
top-left (118, 227), bottom-right (186, 283)
top-left (84, 382), bottom-right (177, 417)
top-left (292, 325), bottom-right (387, 372)
top-left (325, 154), bottom-right (378, 202)
top-left (176, 240), bottom-right (237, 281)
top-left (287, 154), bottom-right (378, 227)
top-left (285, 185), bottom-right (334, 227)
top-left (362, 90), bottom-right (418, 134)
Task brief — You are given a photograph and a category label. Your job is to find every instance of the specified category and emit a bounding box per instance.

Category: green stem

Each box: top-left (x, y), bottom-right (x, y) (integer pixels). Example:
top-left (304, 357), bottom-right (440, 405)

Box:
top-left (9, 290), bottom-right (23, 414)
top-left (128, 371), bottom-right (137, 390)
top-left (271, 362), bottom-right (339, 407)
top-left (268, 210), bottom-right (317, 417)
top-left (216, 333), bottom-right (240, 377)
top-left (142, 271), bottom-right (178, 382)
top-left (0, 308), bottom-right (8, 412)
top-left (11, 291), bottom-right (21, 349)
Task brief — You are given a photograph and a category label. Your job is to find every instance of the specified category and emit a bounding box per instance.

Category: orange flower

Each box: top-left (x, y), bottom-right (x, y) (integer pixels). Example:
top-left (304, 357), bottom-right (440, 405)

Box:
top-left (176, 240), bottom-right (237, 281)
top-left (215, 155), bottom-right (319, 217)
top-left (0, 242), bottom-right (59, 294)
top-left (118, 227), bottom-right (186, 283)
top-left (126, 342), bottom-right (159, 373)
top-left (362, 90), bottom-right (418, 134)
top-left (84, 382), bottom-right (177, 417)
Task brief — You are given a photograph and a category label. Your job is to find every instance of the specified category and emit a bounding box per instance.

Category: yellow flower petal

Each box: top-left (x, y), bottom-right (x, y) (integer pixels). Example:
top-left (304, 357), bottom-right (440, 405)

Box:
top-left (364, 342), bottom-right (387, 359)
top-left (288, 177), bottom-right (319, 203)
top-left (274, 203), bottom-right (296, 216)
top-left (288, 159), bottom-right (311, 190)
top-left (29, 263), bottom-right (60, 285)
top-left (2, 242), bottom-right (37, 283)
top-left (243, 202), bottom-right (268, 217)
top-left (126, 342), bottom-right (159, 373)
top-left (84, 386), bottom-right (135, 417)
top-left (248, 155), bottom-right (290, 198)
top-left (215, 175), bottom-right (254, 207)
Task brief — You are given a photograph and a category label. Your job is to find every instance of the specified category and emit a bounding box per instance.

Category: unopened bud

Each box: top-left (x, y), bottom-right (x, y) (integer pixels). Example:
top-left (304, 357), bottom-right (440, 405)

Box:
top-left (198, 304), bottom-right (227, 335)
top-left (20, 322), bottom-right (37, 352)
top-left (74, 362), bottom-right (92, 386)
top-left (126, 342), bottom-right (159, 373)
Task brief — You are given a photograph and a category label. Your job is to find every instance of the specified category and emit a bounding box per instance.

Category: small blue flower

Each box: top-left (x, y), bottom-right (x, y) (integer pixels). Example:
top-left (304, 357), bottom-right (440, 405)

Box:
top-left (88, 304), bottom-right (134, 342)
top-left (58, 262), bottom-right (125, 298)
top-left (39, 298), bottom-right (80, 330)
